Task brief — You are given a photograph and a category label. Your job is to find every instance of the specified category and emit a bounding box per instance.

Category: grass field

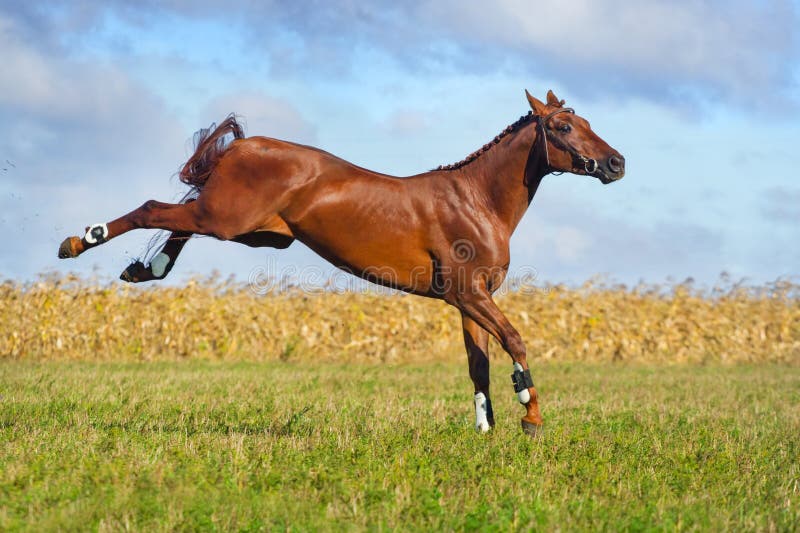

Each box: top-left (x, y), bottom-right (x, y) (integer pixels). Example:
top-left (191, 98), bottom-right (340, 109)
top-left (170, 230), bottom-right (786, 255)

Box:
top-left (2, 360), bottom-right (798, 531)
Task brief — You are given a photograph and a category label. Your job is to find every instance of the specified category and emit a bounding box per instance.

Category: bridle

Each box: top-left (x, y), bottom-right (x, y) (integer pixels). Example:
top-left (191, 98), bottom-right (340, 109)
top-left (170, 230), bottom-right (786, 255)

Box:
top-left (535, 108), bottom-right (598, 175)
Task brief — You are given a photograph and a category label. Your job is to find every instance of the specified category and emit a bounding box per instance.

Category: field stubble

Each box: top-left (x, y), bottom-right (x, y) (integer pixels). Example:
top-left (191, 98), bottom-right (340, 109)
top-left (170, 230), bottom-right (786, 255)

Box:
top-left (1, 275), bottom-right (798, 364)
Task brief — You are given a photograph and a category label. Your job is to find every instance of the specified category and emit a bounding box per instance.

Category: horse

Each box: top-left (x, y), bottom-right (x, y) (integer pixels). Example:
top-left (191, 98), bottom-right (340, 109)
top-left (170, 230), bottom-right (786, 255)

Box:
top-left (58, 89), bottom-right (625, 437)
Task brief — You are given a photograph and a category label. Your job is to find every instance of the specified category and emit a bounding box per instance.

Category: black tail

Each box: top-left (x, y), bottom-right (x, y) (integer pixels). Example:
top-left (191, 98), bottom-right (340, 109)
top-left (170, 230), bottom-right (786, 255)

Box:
top-left (178, 114), bottom-right (245, 192)
top-left (135, 115), bottom-right (244, 267)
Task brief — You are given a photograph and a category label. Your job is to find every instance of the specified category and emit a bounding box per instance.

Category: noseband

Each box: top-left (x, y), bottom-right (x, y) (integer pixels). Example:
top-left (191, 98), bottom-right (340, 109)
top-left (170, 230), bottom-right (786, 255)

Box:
top-left (535, 108), bottom-right (598, 175)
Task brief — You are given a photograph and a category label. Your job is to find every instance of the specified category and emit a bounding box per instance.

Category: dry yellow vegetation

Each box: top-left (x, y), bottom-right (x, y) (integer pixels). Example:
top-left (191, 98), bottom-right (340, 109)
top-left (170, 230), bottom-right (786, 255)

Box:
top-left (2, 275), bottom-right (798, 363)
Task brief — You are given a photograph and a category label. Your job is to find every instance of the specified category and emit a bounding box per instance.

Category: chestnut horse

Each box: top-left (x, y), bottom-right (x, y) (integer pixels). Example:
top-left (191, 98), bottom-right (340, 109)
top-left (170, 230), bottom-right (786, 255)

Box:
top-left (58, 89), bottom-right (625, 436)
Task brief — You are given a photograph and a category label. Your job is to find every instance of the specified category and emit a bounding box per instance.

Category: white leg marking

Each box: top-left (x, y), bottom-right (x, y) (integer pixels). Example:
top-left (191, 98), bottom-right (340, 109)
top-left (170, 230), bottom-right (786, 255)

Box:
top-left (514, 362), bottom-right (531, 404)
top-left (83, 223), bottom-right (108, 244)
top-left (150, 252), bottom-right (170, 277)
top-left (474, 392), bottom-right (491, 433)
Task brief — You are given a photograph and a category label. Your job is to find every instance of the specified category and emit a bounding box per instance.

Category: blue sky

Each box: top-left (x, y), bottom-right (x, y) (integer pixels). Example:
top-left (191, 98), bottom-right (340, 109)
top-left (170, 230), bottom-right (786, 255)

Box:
top-left (1, 1), bottom-right (798, 286)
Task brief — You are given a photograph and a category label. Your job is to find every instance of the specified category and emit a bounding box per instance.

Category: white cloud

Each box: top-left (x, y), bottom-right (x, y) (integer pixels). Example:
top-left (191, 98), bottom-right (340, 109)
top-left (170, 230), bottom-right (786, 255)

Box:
top-left (188, 0), bottom-right (799, 109)
top-left (0, 13), bottom-right (184, 180)
top-left (6, 1), bottom-right (798, 111)
top-left (553, 226), bottom-right (589, 262)
top-left (202, 92), bottom-right (317, 144)
top-left (420, 0), bottom-right (798, 106)
top-left (0, 11), bottom-right (188, 280)
top-left (0, 1), bottom-right (796, 286)
top-left (510, 185), bottom-right (727, 283)
top-left (761, 187), bottom-right (800, 222)
top-left (379, 109), bottom-right (430, 136)
top-left (0, 10), bottom-right (326, 281)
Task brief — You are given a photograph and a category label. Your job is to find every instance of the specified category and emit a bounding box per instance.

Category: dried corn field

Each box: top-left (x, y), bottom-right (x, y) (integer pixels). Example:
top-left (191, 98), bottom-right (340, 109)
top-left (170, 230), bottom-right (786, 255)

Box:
top-left (2, 275), bottom-right (798, 364)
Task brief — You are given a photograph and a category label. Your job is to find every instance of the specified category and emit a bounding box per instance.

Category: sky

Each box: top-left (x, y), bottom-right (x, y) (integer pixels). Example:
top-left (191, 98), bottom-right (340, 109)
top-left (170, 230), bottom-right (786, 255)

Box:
top-left (1, 1), bottom-right (798, 288)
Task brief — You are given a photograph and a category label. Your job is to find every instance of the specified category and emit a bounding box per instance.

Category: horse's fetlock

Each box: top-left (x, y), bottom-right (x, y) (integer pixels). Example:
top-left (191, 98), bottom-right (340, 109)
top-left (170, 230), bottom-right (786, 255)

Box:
top-left (150, 252), bottom-right (171, 277)
top-left (511, 362), bottom-right (534, 404)
top-left (474, 392), bottom-right (493, 433)
top-left (83, 223), bottom-right (108, 245)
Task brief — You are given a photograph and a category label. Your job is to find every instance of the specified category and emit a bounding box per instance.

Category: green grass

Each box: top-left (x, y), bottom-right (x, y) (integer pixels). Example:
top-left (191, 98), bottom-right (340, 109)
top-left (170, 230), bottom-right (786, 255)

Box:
top-left (1, 361), bottom-right (798, 531)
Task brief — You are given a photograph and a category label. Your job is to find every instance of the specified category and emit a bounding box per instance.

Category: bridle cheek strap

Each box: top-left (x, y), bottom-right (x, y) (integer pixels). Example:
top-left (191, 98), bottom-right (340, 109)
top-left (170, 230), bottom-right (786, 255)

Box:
top-left (535, 108), bottom-right (598, 175)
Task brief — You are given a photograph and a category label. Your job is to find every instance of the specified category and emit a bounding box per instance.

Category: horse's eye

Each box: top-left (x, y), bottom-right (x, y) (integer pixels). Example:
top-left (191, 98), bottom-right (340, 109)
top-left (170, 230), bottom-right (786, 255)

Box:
top-left (559, 124), bottom-right (571, 134)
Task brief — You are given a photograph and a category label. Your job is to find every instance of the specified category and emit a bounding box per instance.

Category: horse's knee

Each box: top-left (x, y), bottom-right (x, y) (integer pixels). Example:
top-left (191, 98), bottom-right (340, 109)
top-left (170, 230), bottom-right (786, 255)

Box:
top-left (130, 200), bottom-right (162, 227)
top-left (141, 199), bottom-right (160, 212)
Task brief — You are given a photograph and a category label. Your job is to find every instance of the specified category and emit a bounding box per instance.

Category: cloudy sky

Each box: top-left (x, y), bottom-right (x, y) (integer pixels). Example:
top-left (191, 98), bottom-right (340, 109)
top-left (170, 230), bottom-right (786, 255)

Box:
top-left (1, 1), bottom-right (798, 287)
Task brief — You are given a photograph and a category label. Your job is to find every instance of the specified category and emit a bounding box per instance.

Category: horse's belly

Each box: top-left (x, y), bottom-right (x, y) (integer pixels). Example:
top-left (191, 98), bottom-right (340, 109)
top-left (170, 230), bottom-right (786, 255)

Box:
top-left (281, 174), bottom-right (437, 294)
top-left (295, 228), bottom-right (434, 295)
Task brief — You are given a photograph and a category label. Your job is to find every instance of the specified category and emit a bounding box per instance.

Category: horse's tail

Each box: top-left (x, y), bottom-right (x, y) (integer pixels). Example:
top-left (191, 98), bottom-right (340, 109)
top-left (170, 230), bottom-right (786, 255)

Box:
top-left (178, 114), bottom-right (245, 193)
top-left (132, 116), bottom-right (244, 267)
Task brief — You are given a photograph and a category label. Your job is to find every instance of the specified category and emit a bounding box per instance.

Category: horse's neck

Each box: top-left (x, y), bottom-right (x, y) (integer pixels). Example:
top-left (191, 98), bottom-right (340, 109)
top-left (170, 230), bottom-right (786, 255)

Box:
top-left (464, 122), bottom-right (546, 235)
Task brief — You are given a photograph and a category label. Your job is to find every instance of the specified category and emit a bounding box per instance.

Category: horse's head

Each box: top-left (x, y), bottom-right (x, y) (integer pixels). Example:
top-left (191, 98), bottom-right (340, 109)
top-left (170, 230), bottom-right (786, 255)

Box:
top-left (526, 89), bottom-right (625, 184)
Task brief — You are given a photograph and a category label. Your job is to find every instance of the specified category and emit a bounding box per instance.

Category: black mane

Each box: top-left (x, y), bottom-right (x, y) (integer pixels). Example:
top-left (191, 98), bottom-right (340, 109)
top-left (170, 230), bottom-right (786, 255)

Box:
top-left (434, 111), bottom-right (534, 171)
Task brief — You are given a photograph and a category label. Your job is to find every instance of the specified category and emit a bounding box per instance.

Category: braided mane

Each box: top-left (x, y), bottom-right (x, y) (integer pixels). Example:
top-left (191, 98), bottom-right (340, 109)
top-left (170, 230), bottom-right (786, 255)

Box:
top-left (433, 111), bottom-right (535, 171)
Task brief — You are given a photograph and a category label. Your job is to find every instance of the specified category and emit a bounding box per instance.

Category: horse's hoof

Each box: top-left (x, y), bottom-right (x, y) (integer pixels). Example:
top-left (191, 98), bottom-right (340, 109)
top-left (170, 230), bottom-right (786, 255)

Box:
top-left (520, 418), bottom-right (543, 438)
top-left (120, 261), bottom-right (149, 283)
top-left (57, 236), bottom-right (82, 259)
top-left (475, 421), bottom-right (492, 433)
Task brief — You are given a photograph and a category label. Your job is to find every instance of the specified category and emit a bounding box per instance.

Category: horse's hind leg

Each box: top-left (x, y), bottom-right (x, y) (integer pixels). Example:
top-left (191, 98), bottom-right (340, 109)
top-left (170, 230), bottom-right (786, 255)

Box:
top-left (119, 228), bottom-right (296, 282)
top-left (58, 200), bottom-right (210, 259)
top-left (462, 312), bottom-right (494, 433)
top-left (119, 230), bottom-right (192, 283)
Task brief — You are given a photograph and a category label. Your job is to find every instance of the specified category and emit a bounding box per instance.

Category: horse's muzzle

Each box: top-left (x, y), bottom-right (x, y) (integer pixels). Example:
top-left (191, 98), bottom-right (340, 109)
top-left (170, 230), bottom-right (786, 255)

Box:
top-left (608, 155), bottom-right (625, 174)
top-left (599, 154), bottom-right (625, 184)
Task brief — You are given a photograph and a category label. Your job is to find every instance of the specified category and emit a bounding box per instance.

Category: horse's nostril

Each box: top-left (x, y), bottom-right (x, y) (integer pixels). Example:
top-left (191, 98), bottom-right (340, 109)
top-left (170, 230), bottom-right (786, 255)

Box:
top-left (608, 155), bottom-right (624, 173)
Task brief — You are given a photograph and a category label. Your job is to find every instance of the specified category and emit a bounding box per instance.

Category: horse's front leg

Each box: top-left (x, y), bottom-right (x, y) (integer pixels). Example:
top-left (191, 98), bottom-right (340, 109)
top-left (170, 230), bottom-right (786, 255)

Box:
top-left (457, 289), bottom-right (542, 437)
top-left (58, 200), bottom-right (209, 259)
top-left (461, 312), bottom-right (494, 433)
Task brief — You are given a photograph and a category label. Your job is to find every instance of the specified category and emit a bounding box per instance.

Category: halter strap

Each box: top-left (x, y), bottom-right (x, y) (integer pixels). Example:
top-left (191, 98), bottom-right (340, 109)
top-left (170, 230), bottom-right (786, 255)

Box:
top-left (535, 108), bottom-right (598, 175)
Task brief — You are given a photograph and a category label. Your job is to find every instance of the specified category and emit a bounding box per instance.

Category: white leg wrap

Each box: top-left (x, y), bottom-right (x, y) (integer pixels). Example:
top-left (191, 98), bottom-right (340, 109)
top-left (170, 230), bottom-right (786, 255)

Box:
top-left (474, 392), bottom-right (491, 433)
top-left (150, 252), bottom-right (170, 277)
top-left (83, 223), bottom-right (108, 244)
top-left (514, 362), bottom-right (531, 404)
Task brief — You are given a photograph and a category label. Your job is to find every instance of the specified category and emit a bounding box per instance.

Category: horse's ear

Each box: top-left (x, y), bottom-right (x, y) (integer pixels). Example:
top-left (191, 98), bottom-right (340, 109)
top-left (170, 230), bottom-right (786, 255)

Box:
top-left (546, 90), bottom-right (565, 107)
top-left (525, 90), bottom-right (548, 115)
